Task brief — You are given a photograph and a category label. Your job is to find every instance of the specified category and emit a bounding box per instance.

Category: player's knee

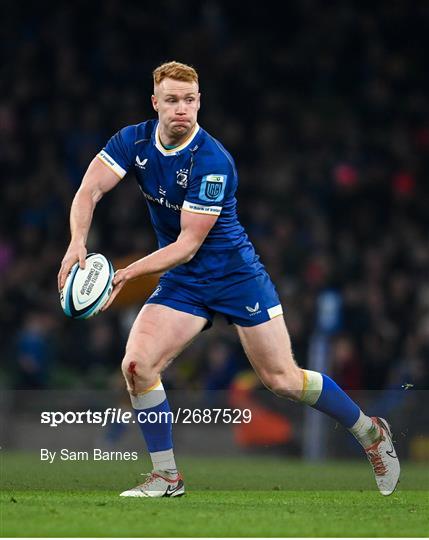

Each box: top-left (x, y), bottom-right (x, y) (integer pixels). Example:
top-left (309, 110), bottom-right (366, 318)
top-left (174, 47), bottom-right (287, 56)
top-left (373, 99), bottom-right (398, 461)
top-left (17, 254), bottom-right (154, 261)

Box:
top-left (121, 351), bottom-right (158, 392)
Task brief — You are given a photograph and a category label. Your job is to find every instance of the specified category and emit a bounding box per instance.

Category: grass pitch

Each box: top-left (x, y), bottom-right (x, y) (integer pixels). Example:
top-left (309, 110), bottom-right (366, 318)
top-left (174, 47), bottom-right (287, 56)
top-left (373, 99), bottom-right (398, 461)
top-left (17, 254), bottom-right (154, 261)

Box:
top-left (1, 452), bottom-right (428, 537)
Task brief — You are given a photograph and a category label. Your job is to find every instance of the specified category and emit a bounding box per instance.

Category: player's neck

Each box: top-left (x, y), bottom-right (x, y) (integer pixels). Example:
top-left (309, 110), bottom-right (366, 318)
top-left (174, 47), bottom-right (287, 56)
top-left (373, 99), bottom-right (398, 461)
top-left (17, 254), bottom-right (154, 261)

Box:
top-left (161, 140), bottom-right (179, 150)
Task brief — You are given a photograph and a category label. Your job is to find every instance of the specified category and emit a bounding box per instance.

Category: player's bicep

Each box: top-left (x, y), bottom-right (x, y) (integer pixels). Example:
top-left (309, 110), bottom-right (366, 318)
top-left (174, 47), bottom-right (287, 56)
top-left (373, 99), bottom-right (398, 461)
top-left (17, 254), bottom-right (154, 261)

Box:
top-left (178, 208), bottom-right (219, 251)
top-left (79, 157), bottom-right (122, 202)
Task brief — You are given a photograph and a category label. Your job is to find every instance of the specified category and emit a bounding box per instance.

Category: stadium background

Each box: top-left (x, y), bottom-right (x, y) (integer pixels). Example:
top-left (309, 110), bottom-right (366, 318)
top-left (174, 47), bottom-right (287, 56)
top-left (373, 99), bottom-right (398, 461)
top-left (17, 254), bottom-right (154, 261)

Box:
top-left (1, 0), bottom-right (429, 465)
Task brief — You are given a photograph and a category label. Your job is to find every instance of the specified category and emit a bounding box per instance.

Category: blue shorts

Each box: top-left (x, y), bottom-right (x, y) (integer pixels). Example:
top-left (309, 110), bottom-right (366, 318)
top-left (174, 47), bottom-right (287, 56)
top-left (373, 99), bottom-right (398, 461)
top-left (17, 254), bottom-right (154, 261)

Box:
top-left (145, 265), bottom-right (283, 328)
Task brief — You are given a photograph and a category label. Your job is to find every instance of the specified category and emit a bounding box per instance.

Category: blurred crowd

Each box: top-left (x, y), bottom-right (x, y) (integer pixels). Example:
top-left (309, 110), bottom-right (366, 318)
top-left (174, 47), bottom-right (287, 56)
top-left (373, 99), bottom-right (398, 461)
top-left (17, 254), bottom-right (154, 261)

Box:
top-left (1, 0), bottom-right (428, 392)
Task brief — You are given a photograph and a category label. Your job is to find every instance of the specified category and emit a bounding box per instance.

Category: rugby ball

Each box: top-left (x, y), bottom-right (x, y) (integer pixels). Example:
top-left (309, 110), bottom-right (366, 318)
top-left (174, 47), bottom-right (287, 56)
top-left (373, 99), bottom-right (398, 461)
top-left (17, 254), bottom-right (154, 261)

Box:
top-left (60, 253), bottom-right (114, 319)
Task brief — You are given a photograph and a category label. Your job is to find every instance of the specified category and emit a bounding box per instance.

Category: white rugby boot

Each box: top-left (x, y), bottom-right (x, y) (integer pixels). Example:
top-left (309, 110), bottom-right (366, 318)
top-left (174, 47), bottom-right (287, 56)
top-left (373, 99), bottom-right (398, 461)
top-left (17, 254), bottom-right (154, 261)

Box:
top-left (365, 417), bottom-right (400, 496)
top-left (120, 470), bottom-right (185, 498)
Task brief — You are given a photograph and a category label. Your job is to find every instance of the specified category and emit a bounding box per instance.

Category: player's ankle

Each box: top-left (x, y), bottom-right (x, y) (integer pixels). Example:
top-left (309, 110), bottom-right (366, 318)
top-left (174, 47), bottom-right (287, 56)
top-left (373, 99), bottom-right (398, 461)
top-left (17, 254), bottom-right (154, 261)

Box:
top-left (150, 448), bottom-right (177, 472)
top-left (349, 412), bottom-right (381, 448)
top-left (160, 468), bottom-right (179, 479)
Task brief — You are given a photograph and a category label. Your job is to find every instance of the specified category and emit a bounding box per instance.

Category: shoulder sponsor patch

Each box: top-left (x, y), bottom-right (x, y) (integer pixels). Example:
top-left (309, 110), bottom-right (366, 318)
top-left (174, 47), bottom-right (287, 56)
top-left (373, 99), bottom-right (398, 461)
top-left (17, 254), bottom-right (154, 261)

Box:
top-left (199, 174), bottom-right (227, 202)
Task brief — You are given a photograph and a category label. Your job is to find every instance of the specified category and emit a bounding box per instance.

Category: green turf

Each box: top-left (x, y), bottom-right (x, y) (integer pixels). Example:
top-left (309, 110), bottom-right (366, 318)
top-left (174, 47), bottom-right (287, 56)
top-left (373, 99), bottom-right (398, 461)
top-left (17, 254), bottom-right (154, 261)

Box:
top-left (1, 453), bottom-right (428, 537)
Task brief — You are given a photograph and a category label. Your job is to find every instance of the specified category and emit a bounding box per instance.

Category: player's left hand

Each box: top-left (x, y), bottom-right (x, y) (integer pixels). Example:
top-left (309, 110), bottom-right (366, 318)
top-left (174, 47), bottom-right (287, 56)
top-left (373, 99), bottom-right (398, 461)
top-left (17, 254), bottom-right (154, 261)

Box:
top-left (101, 268), bottom-right (128, 311)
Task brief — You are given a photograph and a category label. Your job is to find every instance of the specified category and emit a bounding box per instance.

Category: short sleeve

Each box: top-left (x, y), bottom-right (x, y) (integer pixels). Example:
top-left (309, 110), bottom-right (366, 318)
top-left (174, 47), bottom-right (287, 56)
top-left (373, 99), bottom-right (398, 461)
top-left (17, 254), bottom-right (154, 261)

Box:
top-left (97, 126), bottom-right (135, 179)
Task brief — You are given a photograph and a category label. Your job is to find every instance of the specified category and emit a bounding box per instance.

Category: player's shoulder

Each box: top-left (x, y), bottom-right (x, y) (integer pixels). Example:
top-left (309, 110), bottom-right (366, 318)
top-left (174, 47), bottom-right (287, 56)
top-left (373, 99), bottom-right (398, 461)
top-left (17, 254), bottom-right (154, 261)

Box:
top-left (116, 119), bottom-right (157, 145)
top-left (194, 127), bottom-right (236, 174)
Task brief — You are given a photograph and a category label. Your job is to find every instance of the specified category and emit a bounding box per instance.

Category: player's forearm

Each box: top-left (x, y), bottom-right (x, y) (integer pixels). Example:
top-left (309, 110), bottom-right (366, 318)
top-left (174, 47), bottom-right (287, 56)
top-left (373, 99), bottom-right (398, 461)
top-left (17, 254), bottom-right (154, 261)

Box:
top-left (124, 239), bottom-right (198, 279)
top-left (69, 188), bottom-right (97, 245)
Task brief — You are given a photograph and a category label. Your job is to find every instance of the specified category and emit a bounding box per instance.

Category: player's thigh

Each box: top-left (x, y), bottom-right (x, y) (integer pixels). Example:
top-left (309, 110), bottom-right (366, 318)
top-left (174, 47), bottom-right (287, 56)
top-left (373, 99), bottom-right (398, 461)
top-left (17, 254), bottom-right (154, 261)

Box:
top-left (125, 303), bottom-right (207, 372)
top-left (235, 316), bottom-right (303, 395)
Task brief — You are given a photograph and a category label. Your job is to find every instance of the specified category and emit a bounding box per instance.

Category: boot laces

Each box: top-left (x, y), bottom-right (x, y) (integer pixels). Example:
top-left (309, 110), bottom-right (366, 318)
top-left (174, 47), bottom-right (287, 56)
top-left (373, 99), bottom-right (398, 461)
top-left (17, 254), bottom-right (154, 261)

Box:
top-left (137, 472), bottom-right (159, 488)
top-left (367, 447), bottom-right (387, 476)
top-left (138, 471), bottom-right (177, 488)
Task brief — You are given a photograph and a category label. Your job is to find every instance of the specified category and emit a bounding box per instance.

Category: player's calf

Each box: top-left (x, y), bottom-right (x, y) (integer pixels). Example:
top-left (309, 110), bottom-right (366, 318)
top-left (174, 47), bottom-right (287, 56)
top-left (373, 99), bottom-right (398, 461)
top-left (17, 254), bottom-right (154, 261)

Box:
top-left (259, 365), bottom-right (304, 401)
top-left (298, 370), bottom-right (400, 495)
top-left (124, 377), bottom-right (179, 486)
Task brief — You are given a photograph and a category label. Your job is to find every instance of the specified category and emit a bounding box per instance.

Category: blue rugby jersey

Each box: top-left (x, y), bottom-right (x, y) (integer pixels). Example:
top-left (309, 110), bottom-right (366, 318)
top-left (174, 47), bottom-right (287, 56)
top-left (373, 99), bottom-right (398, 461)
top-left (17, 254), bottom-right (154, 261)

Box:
top-left (97, 120), bottom-right (259, 280)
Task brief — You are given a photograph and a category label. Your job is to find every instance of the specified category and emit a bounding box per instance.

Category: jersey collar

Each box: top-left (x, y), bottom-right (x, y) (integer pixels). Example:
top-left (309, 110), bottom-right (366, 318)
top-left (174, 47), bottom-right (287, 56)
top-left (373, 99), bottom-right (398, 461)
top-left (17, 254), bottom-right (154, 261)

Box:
top-left (154, 122), bottom-right (200, 156)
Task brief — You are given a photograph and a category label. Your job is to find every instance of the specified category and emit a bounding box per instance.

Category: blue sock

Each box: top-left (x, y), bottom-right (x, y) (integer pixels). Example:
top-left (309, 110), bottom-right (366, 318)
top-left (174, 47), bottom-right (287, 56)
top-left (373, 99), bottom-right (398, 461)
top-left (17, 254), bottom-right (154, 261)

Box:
top-left (133, 398), bottom-right (173, 452)
top-left (130, 380), bottom-right (177, 471)
top-left (301, 370), bottom-right (360, 428)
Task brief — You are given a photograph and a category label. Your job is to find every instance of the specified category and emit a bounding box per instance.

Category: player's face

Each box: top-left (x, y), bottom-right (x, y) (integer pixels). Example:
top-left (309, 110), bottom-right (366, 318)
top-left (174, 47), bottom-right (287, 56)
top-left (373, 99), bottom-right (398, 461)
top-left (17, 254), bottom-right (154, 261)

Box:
top-left (152, 78), bottom-right (200, 142)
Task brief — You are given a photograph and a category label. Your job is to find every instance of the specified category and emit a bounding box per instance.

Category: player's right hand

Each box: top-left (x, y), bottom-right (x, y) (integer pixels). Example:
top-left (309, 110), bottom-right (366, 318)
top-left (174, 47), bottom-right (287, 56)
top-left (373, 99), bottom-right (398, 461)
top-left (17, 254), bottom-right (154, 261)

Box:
top-left (100, 268), bottom-right (127, 312)
top-left (58, 242), bottom-right (87, 292)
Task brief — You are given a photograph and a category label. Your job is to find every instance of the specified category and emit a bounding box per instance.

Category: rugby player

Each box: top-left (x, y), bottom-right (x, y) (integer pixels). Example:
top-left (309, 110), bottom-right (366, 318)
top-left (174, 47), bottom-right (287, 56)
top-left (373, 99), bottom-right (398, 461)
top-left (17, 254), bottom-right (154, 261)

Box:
top-left (58, 61), bottom-right (400, 497)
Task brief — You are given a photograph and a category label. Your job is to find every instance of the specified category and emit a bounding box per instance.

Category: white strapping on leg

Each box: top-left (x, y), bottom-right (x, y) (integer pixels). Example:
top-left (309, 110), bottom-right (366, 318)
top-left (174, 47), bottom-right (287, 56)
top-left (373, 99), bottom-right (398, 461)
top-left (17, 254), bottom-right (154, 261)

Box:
top-left (130, 380), bottom-right (166, 409)
top-left (300, 370), bottom-right (323, 405)
top-left (349, 410), bottom-right (380, 448)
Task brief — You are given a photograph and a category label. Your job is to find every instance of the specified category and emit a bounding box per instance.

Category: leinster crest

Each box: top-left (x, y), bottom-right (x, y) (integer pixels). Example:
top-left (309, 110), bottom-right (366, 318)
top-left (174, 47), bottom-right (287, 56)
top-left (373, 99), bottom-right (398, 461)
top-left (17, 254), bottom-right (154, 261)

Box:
top-left (176, 169), bottom-right (188, 188)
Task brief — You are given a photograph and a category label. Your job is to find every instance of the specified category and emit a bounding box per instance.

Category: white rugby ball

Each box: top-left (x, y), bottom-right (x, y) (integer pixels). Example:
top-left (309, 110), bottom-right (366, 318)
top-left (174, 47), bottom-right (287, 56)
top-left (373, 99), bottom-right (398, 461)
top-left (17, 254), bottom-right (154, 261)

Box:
top-left (60, 253), bottom-right (114, 319)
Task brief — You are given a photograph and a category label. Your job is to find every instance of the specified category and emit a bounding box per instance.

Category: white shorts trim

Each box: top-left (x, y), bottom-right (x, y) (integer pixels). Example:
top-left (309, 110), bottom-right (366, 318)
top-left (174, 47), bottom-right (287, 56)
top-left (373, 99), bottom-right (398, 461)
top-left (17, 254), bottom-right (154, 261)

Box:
top-left (267, 304), bottom-right (283, 319)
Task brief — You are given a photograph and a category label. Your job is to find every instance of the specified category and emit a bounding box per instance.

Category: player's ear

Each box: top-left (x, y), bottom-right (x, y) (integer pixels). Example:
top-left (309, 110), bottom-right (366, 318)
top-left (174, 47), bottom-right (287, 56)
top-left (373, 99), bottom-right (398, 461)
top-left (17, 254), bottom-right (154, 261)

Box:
top-left (151, 95), bottom-right (158, 112)
top-left (197, 93), bottom-right (201, 111)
